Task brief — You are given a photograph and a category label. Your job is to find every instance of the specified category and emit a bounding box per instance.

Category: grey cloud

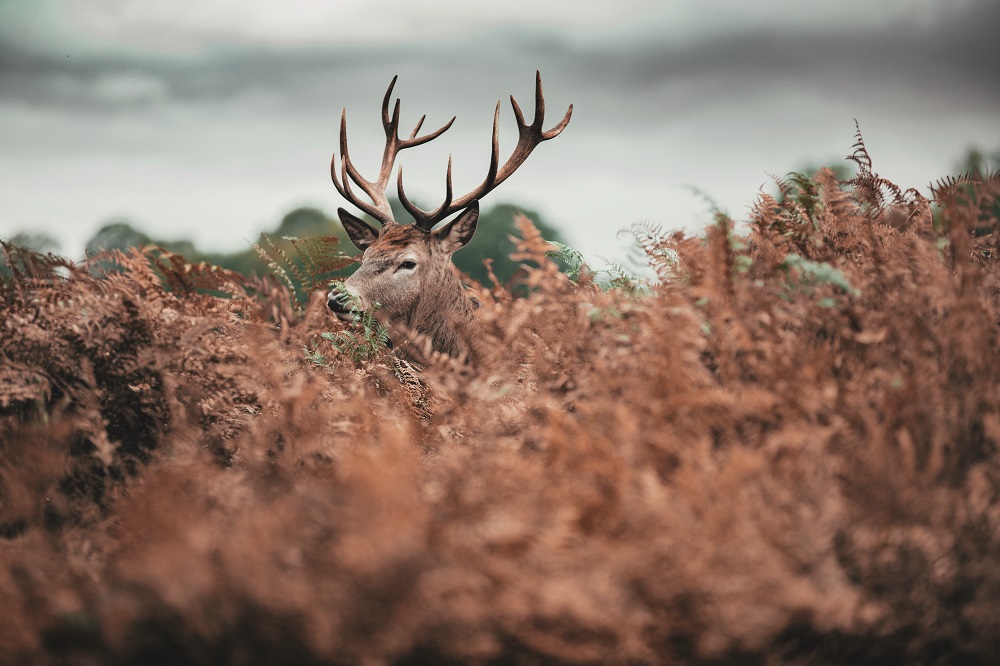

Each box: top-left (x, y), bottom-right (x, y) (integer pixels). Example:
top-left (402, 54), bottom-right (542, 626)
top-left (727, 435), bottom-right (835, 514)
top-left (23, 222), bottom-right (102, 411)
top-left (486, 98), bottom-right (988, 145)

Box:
top-left (2, 0), bottom-right (996, 119)
top-left (574, 1), bottom-right (999, 99)
top-left (0, 31), bottom-right (543, 112)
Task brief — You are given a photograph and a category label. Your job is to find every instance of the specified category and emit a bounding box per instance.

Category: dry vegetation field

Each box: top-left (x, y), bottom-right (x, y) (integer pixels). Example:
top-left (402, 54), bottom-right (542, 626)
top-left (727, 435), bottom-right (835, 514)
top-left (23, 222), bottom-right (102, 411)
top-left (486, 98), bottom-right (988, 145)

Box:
top-left (2, 144), bottom-right (1000, 664)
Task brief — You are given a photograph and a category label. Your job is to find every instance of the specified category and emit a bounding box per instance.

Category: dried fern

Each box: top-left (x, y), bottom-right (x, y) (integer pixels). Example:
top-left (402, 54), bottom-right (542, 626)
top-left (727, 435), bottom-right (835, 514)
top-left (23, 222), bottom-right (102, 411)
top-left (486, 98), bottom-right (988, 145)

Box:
top-left (847, 121), bottom-right (930, 227)
top-left (2, 134), bottom-right (1000, 665)
top-left (1, 241), bottom-right (82, 306)
top-left (143, 245), bottom-right (248, 297)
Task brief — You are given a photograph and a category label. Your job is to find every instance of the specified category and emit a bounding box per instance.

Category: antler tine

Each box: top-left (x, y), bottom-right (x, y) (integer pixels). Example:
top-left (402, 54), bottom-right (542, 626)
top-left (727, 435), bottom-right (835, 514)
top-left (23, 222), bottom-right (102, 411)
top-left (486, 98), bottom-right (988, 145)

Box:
top-left (333, 72), bottom-right (569, 231)
top-left (401, 114), bottom-right (455, 148)
top-left (383, 73), bottom-right (456, 150)
top-left (331, 109), bottom-right (393, 225)
top-left (482, 70), bottom-right (573, 189)
top-left (409, 115), bottom-right (425, 139)
top-left (399, 156), bottom-right (454, 231)
top-left (331, 75), bottom-right (456, 229)
top-left (381, 76), bottom-right (399, 132)
top-left (398, 70), bottom-right (573, 229)
top-left (536, 68), bottom-right (573, 139)
top-left (531, 69), bottom-right (547, 131)
top-left (543, 103), bottom-right (573, 140)
top-left (485, 101), bottom-right (501, 191)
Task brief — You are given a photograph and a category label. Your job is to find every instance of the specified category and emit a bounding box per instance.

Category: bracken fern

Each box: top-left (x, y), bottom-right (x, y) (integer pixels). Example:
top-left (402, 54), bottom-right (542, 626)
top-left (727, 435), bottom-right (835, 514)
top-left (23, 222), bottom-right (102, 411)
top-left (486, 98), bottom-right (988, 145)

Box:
top-left (1, 138), bottom-right (999, 665)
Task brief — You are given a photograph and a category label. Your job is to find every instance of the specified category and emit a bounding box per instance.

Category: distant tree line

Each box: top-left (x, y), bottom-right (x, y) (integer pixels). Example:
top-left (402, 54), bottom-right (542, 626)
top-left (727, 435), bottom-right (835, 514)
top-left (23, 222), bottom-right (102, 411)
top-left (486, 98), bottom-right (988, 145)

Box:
top-left (5, 200), bottom-right (566, 289)
top-left (7, 148), bottom-right (996, 285)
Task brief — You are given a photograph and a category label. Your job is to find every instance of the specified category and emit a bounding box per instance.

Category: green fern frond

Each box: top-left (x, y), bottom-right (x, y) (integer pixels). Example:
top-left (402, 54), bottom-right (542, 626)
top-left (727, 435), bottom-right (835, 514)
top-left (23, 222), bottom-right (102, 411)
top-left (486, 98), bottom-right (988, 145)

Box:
top-left (320, 282), bottom-right (390, 363)
top-left (546, 241), bottom-right (586, 281)
top-left (265, 234), bottom-right (310, 292)
top-left (780, 253), bottom-right (859, 296)
top-left (785, 171), bottom-right (822, 223)
top-left (290, 235), bottom-right (355, 276)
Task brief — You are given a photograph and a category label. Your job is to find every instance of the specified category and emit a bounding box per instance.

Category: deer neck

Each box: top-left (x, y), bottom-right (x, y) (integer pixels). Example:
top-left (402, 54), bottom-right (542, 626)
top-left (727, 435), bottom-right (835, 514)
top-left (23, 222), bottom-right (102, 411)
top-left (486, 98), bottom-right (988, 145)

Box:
top-left (396, 266), bottom-right (476, 361)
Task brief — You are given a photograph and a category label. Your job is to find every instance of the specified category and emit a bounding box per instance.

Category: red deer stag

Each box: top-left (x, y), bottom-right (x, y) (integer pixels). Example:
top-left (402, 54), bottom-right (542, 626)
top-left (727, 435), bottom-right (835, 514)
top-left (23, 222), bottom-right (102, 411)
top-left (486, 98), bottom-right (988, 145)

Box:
top-left (327, 71), bottom-right (572, 362)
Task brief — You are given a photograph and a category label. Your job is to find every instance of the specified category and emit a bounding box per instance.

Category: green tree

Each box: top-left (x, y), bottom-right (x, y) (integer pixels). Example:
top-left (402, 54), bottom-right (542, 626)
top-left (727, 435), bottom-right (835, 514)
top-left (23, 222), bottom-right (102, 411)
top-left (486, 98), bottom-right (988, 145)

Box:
top-left (81, 209), bottom-right (351, 280)
top-left (4, 231), bottom-right (61, 254)
top-left (451, 202), bottom-right (564, 286)
top-left (952, 148), bottom-right (1000, 237)
top-left (957, 148), bottom-right (1000, 176)
top-left (208, 207), bottom-right (351, 278)
top-left (274, 207), bottom-right (348, 243)
top-left (85, 220), bottom-right (152, 255)
top-left (78, 201), bottom-right (565, 288)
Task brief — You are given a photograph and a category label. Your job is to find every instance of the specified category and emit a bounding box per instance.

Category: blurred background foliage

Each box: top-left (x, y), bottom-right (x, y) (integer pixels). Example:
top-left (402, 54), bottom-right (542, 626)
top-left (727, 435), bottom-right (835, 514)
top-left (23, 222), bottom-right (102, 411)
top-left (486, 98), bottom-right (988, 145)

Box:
top-left (13, 200), bottom-right (565, 289)
top-left (4, 148), bottom-right (996, 287)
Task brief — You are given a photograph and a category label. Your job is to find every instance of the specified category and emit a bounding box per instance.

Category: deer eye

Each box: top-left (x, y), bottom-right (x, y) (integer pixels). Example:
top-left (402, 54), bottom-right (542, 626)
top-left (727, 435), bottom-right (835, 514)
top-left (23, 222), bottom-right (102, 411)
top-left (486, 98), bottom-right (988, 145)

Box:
top-left (397, 260), bottom-right (417, 271)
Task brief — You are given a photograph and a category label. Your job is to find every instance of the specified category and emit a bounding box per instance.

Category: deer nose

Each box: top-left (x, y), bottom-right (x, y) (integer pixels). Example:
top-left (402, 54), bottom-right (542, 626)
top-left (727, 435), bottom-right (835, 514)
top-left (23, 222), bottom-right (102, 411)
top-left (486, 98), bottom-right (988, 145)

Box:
top-left (327, 290), bottom-right (355, 315)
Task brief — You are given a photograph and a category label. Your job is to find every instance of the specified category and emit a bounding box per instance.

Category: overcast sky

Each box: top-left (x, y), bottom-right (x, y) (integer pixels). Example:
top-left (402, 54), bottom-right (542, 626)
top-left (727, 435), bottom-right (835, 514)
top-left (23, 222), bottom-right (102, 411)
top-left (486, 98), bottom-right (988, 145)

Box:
top-left (1, 0), bottom-right (998, 261)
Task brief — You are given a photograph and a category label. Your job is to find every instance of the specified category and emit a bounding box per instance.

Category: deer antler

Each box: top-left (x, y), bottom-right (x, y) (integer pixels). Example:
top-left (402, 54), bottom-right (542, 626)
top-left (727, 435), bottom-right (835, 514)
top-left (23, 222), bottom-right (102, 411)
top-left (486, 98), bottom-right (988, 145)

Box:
top-left (399, 70), bottom-right (573, 231)
top-left (330, 76), bottom-right (455, 227)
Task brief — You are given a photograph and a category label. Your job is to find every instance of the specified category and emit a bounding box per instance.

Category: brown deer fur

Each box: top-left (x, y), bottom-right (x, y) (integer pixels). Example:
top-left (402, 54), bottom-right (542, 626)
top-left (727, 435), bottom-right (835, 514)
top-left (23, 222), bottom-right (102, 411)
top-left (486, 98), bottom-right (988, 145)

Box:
top-left (329, 205), bottom-right (481, 362)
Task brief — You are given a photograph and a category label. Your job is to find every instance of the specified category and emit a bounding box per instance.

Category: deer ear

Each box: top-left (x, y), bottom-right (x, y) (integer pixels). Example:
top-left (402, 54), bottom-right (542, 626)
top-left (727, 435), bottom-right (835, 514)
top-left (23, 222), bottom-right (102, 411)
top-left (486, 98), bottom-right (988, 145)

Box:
top-left (338, 208), bottom-right (380, 251)
top-left (434, 201), bottom-right (479, 253)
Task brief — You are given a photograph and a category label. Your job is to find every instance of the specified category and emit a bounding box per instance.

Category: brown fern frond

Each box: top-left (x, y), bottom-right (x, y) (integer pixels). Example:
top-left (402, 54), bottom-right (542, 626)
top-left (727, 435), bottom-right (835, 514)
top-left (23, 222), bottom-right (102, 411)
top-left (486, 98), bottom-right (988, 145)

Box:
top-left (389, 355), bottom-right (431, 419)
top-left (144, 246), bottom-right (248, 297)
top-left (705, 214), bottom-right (737, 299)
top-left (3, 128), bottom-right (1000, 666)
top-left (0, 358), bottom-right (52, 408)
top-left (847, 121), bottom-right (892, 213)
top-left (1, 242), bottom-right (84, 307)
top-left (929, 172), bottom-right (983, 201)
top-left (846, 123), bottom-right (932, 231)
top-left (510, 214), bottom-right (560, 272)
top-left (749, 189), bottom-right (784, 235)
top-left (814, 167), bottom-right (856, 222)
top-left (143, 245), bottom-right (188, 294)
top-left (232, 271), bottom-right (297, 324)
top-left (847, 119), bottom-right (873, 173)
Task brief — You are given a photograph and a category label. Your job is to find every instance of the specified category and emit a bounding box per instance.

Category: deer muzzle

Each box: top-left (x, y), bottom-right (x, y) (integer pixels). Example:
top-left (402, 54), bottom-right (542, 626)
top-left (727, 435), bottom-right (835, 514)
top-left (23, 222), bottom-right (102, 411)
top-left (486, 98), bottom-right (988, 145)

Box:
top-left (327, 289), bottom-right (358, 321)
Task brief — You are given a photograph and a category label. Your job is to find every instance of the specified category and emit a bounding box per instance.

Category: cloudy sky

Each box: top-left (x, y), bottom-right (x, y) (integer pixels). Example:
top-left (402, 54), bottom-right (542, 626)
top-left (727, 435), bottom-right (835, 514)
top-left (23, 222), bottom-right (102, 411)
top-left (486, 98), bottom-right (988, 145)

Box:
top-left (1, 0), bottom-right (997, 261)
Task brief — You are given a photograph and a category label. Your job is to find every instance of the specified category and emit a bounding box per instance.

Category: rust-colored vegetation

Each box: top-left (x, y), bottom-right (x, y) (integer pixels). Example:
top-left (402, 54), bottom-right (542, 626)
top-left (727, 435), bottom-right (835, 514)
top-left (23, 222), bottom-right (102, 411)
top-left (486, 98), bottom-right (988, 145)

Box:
top-left (2, 142), bottom-right (999, 664)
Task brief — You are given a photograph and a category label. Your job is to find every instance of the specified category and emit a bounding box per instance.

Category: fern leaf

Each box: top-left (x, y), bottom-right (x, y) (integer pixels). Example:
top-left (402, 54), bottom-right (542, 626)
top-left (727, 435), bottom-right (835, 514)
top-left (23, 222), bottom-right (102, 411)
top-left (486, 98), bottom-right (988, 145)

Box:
top-left (252, 237), bottom-right (299, 303)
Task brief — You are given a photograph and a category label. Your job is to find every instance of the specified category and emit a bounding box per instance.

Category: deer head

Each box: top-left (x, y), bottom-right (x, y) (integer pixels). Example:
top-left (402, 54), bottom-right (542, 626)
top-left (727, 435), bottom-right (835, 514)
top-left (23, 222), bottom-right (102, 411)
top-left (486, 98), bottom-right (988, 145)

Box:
top-left (327, 71), bottom-right (572, 361)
